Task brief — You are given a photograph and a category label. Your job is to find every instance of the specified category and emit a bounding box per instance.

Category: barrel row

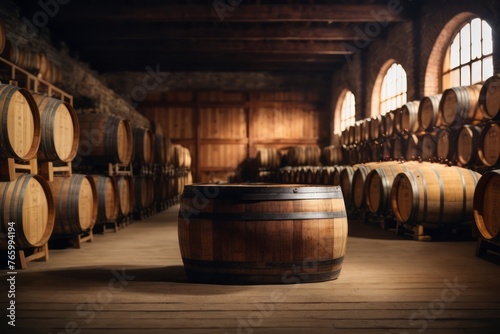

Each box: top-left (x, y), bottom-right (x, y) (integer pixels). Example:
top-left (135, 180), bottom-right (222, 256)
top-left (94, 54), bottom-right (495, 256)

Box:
top-left (277, 162), bottom-right (482, 227)
top-left (340, 79), bottom-right (500, 147)
top-left (326, 121), bottom-right (499, 168)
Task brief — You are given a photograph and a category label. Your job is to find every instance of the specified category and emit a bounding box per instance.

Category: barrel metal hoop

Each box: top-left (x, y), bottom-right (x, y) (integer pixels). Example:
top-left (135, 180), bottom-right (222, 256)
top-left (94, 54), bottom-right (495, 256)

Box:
top-left (179, 211), bottom-right (347, 221)
top-left (182, 256), bottom-right (344, 270)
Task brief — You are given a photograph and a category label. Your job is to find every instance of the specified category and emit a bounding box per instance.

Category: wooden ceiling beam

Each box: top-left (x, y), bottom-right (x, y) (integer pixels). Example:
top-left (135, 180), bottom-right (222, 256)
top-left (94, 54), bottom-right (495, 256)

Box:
top-left (54, 4), bottom-right (405, 23)
top-left (78, 41), bottom-right (355, 55)
top-left (69, 26), bottom-right (360, 41)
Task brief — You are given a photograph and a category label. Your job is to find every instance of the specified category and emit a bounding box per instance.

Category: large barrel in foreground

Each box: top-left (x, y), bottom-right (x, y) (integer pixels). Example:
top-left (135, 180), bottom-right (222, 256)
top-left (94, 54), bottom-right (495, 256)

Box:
top-left (473, 170), bottom-right (500, 242)
top-left (178, 184), bottom-right (348, 284)
top-left (391, 165), bottom-right (480, 224)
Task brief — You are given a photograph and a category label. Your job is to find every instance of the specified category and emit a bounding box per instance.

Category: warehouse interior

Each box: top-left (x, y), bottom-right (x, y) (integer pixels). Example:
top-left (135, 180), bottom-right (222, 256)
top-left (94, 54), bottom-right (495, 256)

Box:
top-left (0, 0), bottom-right (500, 333)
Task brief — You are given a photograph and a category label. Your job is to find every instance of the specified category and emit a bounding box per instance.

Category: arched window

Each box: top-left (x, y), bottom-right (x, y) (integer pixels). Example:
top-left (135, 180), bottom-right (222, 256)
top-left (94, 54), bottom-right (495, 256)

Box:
top-left (338, 90), bottom-right (356, 133)
top-left (380, 63), bottom-right (407, 115)
top-left (442, 18), bottom-right (493, 89)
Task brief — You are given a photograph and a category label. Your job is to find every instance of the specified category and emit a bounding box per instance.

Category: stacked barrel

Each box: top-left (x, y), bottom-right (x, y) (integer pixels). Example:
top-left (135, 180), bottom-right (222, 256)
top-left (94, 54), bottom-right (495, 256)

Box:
top-left (150, 124), bottom-right (185, 212)
top-left (0, 83), bottom-right (100, 266)
top-left (73, 112), bottom-right (133, 231)
top-left (255, 147), bottom-right (282, 182)
top-left (170, 144), bottom-right (193, 203)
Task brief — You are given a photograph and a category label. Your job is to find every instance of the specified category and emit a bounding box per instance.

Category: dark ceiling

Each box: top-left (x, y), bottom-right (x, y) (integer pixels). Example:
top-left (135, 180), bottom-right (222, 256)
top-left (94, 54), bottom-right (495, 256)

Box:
top-left (13, 0), bottom-right (418, 73)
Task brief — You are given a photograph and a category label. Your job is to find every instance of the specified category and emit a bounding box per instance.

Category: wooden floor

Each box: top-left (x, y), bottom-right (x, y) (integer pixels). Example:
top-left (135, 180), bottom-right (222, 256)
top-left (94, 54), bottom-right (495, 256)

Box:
top-left (1, 205), bottom-right (500, 334)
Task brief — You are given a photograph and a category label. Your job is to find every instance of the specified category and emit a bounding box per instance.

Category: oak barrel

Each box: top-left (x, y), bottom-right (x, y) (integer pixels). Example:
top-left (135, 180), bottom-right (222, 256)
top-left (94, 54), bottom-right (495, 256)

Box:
top-left (0, 84), bottom-right (41, 160)
top-left (178, 184), bottom-right (348, 284)
top-left (391, 165), bottom-right (480, 224)
top-left (439, 84), bottom-right (483, 126)
top-left (405, 134), bottom-right (422, 161)
top-left (256, 147), bottom-right (281, 169)
top-left (418, 94), bottom-right (442, 131)
top-left (0, 174), bottom-right (55, 248)
top-left (365, 161), bottom-right (429, 214)
top-left (91, 175), bottom-right (119, 222)
top-left (287, 146), bottom-right (320, 166)
top-left (33, 94), bottom-right (79, 162)
top-left (133, 127), bottom-right (154, 165)
top-left (50, 175), bottom-right (97, 235)
top-left (436, 128), bottom-right (458, 161)
top-left (114, 176), bottom-right (133, 216)
top-left (154, 134), bottom-right (167, 166)
top-left (77, 114), bottom-right (133, 165)
top-left (370, 115), bottom-right (382, 140)
top-left (173, 145), bottom-right (192, 168)
top-left (473, 170), bottom-right (500, 241)
top-left (478, 123), bottom-right (500, 168)
top-left (421, 132), bottom-right (438, 161)
top-left (134, 176), bottom-right (154, 210)
top-left (399, 101), bottom-right (420, 134)
top-left (352, 162), bottom-right (390, 209)
top-left (457, 125), bottom-right (482, 166)
top-left (0, 21), bottom-right (5, 55)
top-left (479, 74), bottom-right (500, 120)
top-left (339, 165), bottom-right (357, 204)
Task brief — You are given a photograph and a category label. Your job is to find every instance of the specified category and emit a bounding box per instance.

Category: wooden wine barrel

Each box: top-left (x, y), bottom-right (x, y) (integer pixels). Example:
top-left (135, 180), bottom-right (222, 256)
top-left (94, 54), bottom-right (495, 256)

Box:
top-left (473, 170), bottom-right (500, 241)
top-left (393, 108), bottom-right (404, 135)
top-left (365, 161), bottom-right (434, 214)
top-left (332, 166), bottom-right (346, 186)
top-left (354, 121), bottom-right (363, 144)
top-left (421, 132), bottom-right (437, 161)
top-left (164, 137), bottom-right (173, 166)
top-left (361, 118), bottom-right (371, 142)
top-left (50, 175), bottom-right (97, 235)
top-left (154, 134), bottom-right (167, 166)
top-left (0, 174), bottom-right (55, 248)
top-left (439, 84), bottom-right (483, 126)
top-left (341, 129), bottom-right (350, 146)
top-left (392, 135), bottom-right (407, 160)
top-left (399, 101), bottom-right (420, 134)
top-left (383, 110), bottom-right (396, 137)
top-left (133, 127), bottom-right (154, 165)
top-left (33, 94), bottom-right (79, 162)
top-left (391, 165), bottom-right (480, 224)
top-left (305, 146), bottom-right (321, 165)
top-left (134, 176), bottom-right (154, 210)
top-left (321, 166), bottom-right (334, 185)
top-left (436, 127), bottom-right (458, 162)
top-left (478, 74), bottom-right (500, 120)
top-left (405, 134), bottom-right (422, 161)
top-left (173, 145), bottom-right (192, 168)
top-left (0, 84), bottom-right (41, 160)
top-left (381, 140), bottom-right (392, 161)
top-left (256, 147), bottom-right (281, 169)
top-left (348, 125), bottom-right (355, 145)
top-left (352, 162), bottom-right (390, 209)
top-left (0, 22), bottom-right (6, 55)
top-left (419, 94), bottom-right (442, 131)
top-left (339, 165), bottom-right (358, 204)
top-left (77, 114), bottom-right (133, 165)
top-left (91, 175), bottom-right (119, 222)
top-left (457, 125), bottom-right (482, 166)
top-left (370, 115), bottom-right (382, 140)
top-left (178, 184), bottom-right (348, 284)
top-left (478, 122), bottom-right (500, 167)
top-left (114, 175), bottom-right (133, 216)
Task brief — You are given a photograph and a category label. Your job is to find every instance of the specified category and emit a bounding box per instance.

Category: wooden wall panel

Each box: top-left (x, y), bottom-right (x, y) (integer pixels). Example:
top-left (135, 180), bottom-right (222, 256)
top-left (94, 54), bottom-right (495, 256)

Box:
top-left (198, 144), bottom-right (247, 169)
top-left (140, 90), bottom-right (327, 183)
top-left (199, 108), bottom-right (247, 139)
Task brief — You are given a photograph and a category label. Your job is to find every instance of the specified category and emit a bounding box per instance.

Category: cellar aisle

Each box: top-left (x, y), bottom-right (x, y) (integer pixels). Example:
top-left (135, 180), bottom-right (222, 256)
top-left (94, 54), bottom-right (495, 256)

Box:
top-left (2, 206), bottom-right (500, 334)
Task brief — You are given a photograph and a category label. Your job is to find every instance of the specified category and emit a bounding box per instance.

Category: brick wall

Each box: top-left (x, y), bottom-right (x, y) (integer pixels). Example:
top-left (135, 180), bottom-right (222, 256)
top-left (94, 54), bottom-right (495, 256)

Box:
top-left (330, 0), bottom-right (500, 131)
